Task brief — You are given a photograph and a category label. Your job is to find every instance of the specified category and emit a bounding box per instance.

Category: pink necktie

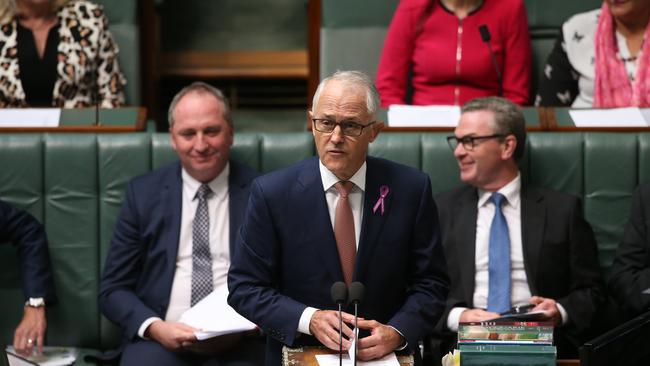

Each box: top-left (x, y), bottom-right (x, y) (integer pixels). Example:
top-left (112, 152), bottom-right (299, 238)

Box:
top-left (334, 181), bottom-right (356, 285)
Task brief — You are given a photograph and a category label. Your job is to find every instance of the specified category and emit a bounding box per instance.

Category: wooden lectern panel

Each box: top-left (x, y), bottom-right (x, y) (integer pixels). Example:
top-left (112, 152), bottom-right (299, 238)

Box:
top-left (282, 346), bottom-right (414, 366)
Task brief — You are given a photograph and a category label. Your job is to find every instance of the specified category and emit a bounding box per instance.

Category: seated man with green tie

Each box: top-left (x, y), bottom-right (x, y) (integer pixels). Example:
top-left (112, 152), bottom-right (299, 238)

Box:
top-left (432, 96), bottom-right (605, 358)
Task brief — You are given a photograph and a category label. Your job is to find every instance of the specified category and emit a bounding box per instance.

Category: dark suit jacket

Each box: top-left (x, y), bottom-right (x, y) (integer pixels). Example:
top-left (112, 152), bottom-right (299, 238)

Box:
top-left (435, 184), bottom-right (604, 338)
top-left (98, 160), bottom-right (259, 340)
top-left (0, 199), bottom-right (56, 303)
top-left (228, 156), bottom-right (449, 365)
top-left (609, 183), bottom-right (650, 316)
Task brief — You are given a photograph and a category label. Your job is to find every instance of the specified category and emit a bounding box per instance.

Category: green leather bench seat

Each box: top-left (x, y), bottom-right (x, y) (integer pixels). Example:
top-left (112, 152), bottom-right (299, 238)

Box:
top-left (0, 131), bottom-right (645, 361)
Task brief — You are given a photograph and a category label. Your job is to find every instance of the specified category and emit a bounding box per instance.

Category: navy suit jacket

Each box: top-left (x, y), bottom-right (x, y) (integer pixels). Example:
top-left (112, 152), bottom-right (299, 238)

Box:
top-left (228, 156), bottom-right (449, 365)
top-left (435, 184), bottom-right (604, 337)
top-left (609, 183), bottom-right (650, 316)
top-left (99, 160), bottom-right (259, 340)
top-left (0, 199), bottom-right (56, 303)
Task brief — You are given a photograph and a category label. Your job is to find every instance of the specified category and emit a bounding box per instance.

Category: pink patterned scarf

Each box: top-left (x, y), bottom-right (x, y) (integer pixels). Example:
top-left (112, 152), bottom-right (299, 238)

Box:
top-left (593, 2), bottom-right (650, 107)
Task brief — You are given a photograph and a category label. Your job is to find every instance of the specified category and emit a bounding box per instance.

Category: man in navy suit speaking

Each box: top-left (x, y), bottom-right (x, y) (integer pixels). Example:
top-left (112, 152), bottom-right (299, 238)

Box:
top-left (99, 82), bottom-right (263, 365)
top-left (228, 71), bottom-right (449, 365)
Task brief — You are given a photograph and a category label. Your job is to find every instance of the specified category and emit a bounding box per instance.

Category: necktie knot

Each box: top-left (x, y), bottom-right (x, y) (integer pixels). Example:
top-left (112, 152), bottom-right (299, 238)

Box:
top-left (490, 192), bottom-right (506, 209)
top-left (196, 184), bottom-right (213, 201)
top-left (335, 181), bottom-right (354, 199)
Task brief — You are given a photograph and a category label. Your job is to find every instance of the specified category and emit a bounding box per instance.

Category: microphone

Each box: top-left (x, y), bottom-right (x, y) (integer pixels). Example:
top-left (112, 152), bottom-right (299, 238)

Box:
top-left (479, 25), bottom-right (503, 97)
top-left (349, 282), bottom-right (365, 366)
top-left (330, 282), bottom-right (348, 366)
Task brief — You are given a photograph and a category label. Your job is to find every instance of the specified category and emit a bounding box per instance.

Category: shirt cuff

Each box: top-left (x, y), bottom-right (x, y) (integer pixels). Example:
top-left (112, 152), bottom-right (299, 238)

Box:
top-left (298, 307), bottom-right (319, 335)
top-left (387, 326), bottom-right (408, 350)
top-left (138, 317), bottom-right (162, 339)
top-left (556, 302), bottom-right (569, 326)
top-left (446, 307), bottom-right (468, 332)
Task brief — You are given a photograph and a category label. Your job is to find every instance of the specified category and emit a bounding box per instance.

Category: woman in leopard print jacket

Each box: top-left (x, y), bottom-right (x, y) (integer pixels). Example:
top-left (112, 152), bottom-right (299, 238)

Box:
top-left (0, 0), bottom-right (126, 107)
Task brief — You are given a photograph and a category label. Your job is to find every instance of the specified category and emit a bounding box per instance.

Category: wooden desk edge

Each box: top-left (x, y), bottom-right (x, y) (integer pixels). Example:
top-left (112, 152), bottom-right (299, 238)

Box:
top-left (0, 106), bottom-right (147, 133)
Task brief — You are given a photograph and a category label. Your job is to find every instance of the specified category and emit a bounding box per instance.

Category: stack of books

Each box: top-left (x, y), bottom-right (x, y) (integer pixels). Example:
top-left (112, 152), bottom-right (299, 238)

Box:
top-left (458, 321), bottom-right (556, 366)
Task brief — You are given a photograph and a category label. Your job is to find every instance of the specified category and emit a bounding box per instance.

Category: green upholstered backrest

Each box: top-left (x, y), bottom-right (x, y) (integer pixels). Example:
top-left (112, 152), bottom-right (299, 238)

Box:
top-left (320, 0), bottom-right (398, 80)
top-left (0, 131), bottom-right (645, 349)
top-left (94, 0), bottom-right (140, 105)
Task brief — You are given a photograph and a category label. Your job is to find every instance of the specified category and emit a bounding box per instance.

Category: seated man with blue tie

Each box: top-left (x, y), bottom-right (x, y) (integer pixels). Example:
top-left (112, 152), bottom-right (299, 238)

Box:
top-left (98, 82), bottom-right (263, 365)
top-left (434, 97), bottom-right (604, 358)
top-left (227, 70), bottom-right (449, 365)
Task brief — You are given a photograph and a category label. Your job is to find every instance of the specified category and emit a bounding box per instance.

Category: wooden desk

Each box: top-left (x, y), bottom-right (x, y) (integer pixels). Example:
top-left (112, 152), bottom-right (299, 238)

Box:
top-left (282, 346), bottom-right (413, 366)
top-left (0, 107), bottom-right (147, 132)
top-left (307, 107), bottom-right (650, 132)
top-left (161, 50), bottom-right (308, 79)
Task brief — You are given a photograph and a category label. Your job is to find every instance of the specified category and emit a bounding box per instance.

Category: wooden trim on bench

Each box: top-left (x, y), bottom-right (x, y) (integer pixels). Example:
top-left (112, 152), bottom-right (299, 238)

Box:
top-left (160, 50), bottom-right (309, 79)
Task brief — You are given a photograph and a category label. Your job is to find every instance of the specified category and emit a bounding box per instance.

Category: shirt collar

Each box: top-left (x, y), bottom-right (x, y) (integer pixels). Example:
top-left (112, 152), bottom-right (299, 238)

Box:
top-left (477, 172), bottom-right (521, 209)
top-left (319, 160), bottom-right (367, 192)
top-left (182, 163), bottom-right (230, 202)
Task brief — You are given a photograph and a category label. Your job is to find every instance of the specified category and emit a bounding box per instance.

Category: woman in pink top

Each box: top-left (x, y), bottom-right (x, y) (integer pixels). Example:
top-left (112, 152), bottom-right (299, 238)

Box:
top-left (376, 0), bottom-right (531, 107)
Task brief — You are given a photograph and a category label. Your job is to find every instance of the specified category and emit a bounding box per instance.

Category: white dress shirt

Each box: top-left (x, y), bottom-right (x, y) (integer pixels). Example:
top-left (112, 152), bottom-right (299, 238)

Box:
top-left (447, 173), bottom-right (568, 331)
top-left (137, 164), bottom-right (231, 337)
top-left (297, 161), bottom-right (366, 334)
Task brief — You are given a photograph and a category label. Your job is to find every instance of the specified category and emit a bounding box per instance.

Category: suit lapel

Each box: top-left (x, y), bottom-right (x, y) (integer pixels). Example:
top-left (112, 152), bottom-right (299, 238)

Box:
top-left (455, 188), bottom-right (479, 305)
top-left (520, 185), bottom-right (545, 295)
top-left (297, 158), bottom-right (344, 282)
top-left (356, 158), bottom-right (392, 282)
top-left (162, 163), bottom-right (183, 280)
top-left (228, 162), bottom-right (248, 254)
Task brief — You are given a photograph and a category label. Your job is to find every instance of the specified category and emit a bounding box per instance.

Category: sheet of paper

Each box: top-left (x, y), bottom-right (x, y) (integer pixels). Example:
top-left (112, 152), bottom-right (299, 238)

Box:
top-left (0, 109), bottom-right (61, 128)
top-left (569, 108), bottom-right (650, 127)
top-left (179, 284), bottom-right (256, 340)
top-left (6, 346), bottom-right (76, 366)
top-left (348, 328), bottom-right (359, 361)
top-left (387, 104), bottom-right (460, 127)
top-left (315, 352), bottom-right (399, 366)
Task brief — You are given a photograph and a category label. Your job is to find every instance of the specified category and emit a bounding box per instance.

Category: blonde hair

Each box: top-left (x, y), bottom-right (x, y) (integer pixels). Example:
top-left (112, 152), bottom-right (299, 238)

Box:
top-left (0, 0), bottom-right (74, 25)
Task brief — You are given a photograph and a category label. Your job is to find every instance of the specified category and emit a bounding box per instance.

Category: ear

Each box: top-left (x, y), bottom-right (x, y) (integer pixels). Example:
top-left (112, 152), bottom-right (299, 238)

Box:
top-left (368, 121), bottom-right (385, 143)
top-left (501, 135), bottom-right (517, 160)
top-left (309, 110), bottom-right (316, 138)
top-left (169, 127), bottom-right (178, 152)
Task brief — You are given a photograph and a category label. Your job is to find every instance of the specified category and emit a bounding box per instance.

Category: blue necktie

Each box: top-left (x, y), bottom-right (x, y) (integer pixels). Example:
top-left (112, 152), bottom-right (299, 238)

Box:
top-left (487, 192), bottom-right (511, 313)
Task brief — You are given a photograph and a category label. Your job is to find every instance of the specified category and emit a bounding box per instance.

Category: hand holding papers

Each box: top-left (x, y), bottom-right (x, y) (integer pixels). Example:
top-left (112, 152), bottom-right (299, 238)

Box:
top-left (178, 284), bottom-right (256, 341)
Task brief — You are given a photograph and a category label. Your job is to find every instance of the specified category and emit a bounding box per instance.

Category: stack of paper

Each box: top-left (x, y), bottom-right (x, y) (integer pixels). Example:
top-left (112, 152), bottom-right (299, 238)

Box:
top-left (179, 284), bottom-right (256, 340)
top-left (6, 346), bottom-right (76, 366)
top-left (387, 105), bottom-right (460, 127)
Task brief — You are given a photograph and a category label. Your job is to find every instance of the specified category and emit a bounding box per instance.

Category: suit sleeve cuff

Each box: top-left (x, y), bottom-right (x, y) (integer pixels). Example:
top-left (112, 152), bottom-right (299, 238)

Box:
top-left (387, 326), bottom-right (408, 350)
top-left (298, 307), bottom-right (319, 335)
top-left (138, 317), bottom-right (163, 339)
top-left (447, 307), bottom-right (468, 332)
top-left (556, 303), bottom-right (569, 326)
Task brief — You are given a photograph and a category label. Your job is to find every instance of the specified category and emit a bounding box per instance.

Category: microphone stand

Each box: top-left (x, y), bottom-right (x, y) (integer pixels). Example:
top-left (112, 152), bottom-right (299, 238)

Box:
top-left (330, 282), bottom-right (347, 366)
top-left (349, 282), bottom-right (364, 366)
top-left (479, 24), bottom-right (503, 97)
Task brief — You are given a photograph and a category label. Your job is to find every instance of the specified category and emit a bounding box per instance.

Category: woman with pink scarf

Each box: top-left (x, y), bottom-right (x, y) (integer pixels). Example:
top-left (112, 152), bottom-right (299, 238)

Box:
top-left (536, 0), bottom-right (650, 108)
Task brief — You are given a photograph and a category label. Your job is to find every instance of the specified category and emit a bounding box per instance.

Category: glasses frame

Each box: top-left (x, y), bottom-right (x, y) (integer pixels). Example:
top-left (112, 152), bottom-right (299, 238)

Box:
top-left (312, 118), bottom-right (377, 137)
top-left (446, 134), bottom-right (506, 151)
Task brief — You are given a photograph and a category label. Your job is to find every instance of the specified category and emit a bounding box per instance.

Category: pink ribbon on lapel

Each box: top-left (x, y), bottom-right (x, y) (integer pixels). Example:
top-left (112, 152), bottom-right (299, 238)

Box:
top-left (372, 185), bottom-right (390, 215)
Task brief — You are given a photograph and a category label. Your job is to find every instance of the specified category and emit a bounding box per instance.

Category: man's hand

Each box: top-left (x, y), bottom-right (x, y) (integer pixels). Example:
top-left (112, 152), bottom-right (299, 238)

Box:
top-left (309, 310), bottom-right (355, 351)
top-left (13, 306), bottom-right (46, 356)
top-left (354, 320), bottom-right (403, 361)
top-left (529, 296), bottom-right (562, 326)
top-left (145, 320), bottom-right (198, 351)
top-left (459, 308), bottom-right (501, 323)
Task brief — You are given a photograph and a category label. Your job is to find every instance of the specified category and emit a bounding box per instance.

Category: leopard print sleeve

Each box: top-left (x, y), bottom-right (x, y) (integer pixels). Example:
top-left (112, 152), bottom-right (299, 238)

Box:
top-left (93, 3), bottom-right (126, 107)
